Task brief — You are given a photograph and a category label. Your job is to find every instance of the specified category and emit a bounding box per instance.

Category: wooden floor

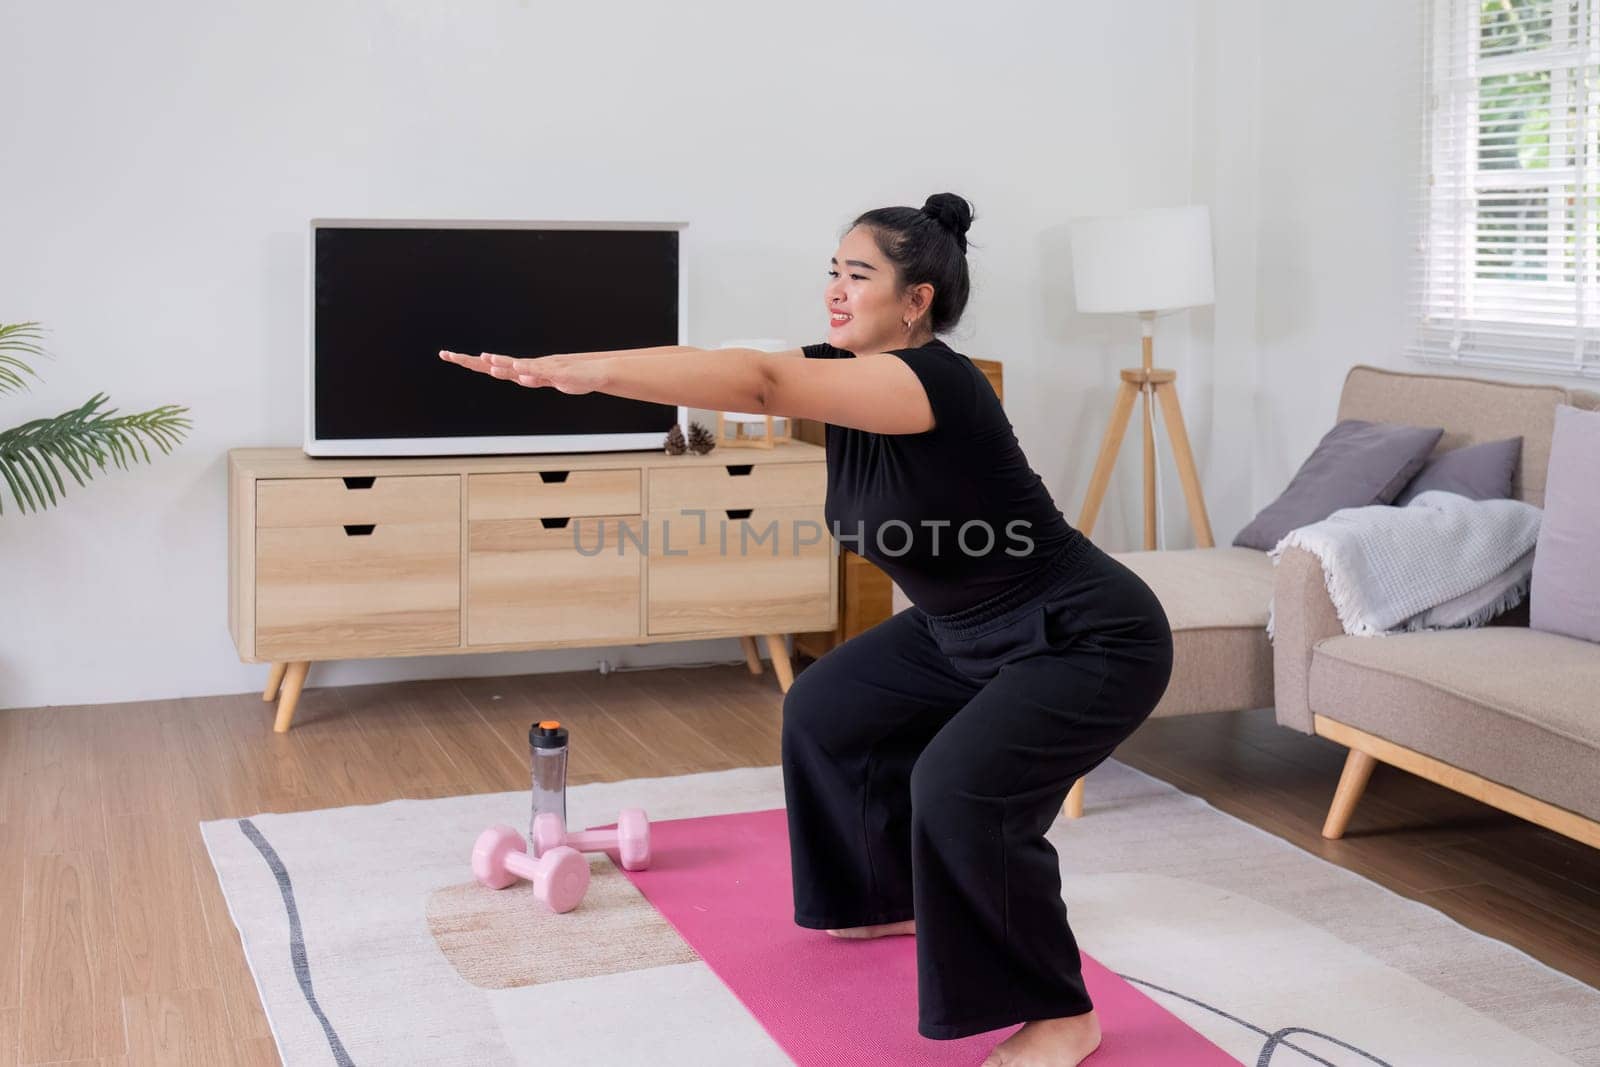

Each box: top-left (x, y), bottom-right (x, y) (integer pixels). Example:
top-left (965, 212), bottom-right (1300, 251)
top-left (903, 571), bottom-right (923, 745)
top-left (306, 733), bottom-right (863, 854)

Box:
top-left (2, 661), bottom-right (1598, 1065)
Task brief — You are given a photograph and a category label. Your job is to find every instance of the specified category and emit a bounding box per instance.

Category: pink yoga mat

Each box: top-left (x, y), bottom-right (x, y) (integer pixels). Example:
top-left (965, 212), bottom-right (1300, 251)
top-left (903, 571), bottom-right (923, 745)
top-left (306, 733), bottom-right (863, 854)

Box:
top-left (606, 807), bottom-right (1235, 1066)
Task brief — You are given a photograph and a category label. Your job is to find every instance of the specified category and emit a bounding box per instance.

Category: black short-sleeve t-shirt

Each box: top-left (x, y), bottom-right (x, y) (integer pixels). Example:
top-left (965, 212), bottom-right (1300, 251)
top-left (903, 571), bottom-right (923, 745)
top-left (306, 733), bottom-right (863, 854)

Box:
top-left (800, 338), bottom-right (1082, 616)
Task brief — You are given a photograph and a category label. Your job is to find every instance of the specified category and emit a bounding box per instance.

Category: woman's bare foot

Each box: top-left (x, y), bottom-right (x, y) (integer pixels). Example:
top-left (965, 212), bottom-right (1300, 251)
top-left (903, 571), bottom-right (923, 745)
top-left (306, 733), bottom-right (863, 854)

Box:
top-left (980, 1009), bottom-right (1102, 1066)
top-left (824, 918), bottom-right (916, 939)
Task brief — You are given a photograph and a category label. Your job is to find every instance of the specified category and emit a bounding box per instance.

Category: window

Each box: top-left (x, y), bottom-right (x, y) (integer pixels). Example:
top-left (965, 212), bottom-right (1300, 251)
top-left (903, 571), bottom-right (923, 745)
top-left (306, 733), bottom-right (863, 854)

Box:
top-left (1415, 0), bottom-right (1600, 378)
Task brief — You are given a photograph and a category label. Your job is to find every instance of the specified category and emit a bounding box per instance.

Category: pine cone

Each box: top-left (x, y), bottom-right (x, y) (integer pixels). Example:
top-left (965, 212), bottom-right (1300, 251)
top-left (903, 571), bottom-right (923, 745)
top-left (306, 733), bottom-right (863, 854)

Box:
top-left (687, 420), bottom-right (716, 454)
top-left (663, 423), bottom-right (687, 455)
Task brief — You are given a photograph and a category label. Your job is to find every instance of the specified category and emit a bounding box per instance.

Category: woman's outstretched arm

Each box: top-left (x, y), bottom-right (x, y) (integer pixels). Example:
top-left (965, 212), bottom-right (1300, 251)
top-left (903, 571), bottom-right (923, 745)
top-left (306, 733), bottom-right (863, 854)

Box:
top-left (483, 344), bottom-right (696, 363)
top-left (440, 346), bottom-right (778, 413)
top-left (439, 345), bottom-right (932, 435)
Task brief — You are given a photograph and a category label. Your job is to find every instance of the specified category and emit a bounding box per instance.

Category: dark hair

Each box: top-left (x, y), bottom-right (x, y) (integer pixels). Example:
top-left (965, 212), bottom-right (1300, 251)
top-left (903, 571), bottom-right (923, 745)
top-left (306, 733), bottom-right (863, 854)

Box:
top-left (849, 192), bottom-right (976, 335)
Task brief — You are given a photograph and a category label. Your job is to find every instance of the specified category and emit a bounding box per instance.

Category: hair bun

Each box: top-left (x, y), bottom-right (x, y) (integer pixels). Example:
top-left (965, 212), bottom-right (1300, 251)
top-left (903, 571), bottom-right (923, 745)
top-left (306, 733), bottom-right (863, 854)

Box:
top-left (921, 193), bottom-right (973, 251)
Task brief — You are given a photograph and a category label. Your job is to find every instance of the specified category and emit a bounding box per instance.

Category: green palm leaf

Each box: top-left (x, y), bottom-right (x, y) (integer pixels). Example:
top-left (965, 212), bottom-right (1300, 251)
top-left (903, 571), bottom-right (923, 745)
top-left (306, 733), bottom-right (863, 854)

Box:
top-left (0, 393), bottom-right (193, 514)
top-left (0, 321), bottom-right (46, 396)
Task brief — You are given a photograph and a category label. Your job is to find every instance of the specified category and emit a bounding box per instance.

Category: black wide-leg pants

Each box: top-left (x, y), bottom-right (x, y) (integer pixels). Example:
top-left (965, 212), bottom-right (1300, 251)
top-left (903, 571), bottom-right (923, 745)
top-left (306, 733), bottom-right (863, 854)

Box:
top-left (780, 534), bottom-right (1174, 1041)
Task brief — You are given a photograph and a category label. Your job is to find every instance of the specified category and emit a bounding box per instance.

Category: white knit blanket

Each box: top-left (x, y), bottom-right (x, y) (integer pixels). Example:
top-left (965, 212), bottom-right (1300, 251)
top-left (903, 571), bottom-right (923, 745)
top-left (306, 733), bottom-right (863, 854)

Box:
top-left (1265, 490), bottom-right (1543, 638)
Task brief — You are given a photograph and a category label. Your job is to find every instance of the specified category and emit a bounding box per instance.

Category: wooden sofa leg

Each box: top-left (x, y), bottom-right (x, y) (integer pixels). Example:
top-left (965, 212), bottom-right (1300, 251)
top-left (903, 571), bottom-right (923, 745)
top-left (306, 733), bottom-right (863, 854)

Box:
top-left (1062, 778), bottom-right (1085, 819)
top-left (1323, 747), bottom-right (1377, 839)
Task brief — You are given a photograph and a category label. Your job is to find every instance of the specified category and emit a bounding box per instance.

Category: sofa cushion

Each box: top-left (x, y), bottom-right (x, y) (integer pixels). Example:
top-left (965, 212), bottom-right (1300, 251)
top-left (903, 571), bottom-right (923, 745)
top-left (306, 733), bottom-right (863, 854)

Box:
top-left (1114, 547), bottom-right (1274, 716)
top-left (1232, 420), bottom-right (1443, 550)
top-left (1309, 629), bottom-right (1600, 822)
top-left (1393, 436), bottom-right (1522, 505)
top-left (1530, 405), bottom-right (1600, 644)
top-left (1336, 364), bottom-right (1600, 508)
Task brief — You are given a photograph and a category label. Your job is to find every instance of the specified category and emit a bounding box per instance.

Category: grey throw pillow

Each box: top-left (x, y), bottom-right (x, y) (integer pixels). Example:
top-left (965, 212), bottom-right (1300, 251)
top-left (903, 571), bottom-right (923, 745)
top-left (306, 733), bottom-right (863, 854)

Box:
top-left (1529, 406), bottom-right (1600, 644)
top-left (1233, 419), bottom-right (1444, 551)
top-left (1394, 436), bottom-right (1522, 505)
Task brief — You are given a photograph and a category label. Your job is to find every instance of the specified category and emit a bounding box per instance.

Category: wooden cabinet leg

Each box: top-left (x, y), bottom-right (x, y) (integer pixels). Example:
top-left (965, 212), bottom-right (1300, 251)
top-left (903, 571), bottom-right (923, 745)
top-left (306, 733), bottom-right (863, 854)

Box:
top-left (762, 634), bottom-right (794, 693)
top-left (263, 662), bottom-right (288, 702)
top-left (273, 661), bottom-right (311, 733)
top-left (739, 635), bottom-right (764, 675)
top-left (1322, 747), bottom-right (1377, 839)
top-left (1062, 778), bottom-right (1085, 819)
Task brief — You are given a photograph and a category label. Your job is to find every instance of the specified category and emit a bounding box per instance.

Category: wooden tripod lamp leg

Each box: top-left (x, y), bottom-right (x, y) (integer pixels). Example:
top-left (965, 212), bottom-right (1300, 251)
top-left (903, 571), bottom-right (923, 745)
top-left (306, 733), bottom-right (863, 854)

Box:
top-left (1141, 382), bottom-right (1157, 550)
top-left (1077, 380), bottom-right (1141, 538)
top-left (1154, 380), bottom-right (1215, 548)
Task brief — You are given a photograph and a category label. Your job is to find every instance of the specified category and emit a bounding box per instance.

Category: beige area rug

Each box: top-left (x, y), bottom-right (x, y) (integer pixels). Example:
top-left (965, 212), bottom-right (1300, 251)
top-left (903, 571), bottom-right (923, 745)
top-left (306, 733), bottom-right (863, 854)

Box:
top-left (201, 759), bottom-right (1600, 1066)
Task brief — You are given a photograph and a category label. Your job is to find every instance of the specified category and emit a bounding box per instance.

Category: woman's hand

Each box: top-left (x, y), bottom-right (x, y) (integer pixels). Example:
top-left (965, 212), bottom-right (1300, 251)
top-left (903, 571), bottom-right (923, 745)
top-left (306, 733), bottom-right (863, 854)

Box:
top-left (438, 350), bottom-right (608, 395)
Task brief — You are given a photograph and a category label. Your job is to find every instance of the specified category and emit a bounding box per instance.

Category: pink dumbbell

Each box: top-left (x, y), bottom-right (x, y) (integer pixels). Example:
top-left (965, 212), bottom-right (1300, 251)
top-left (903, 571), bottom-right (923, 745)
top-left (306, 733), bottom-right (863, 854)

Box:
top-left (532, 808), bottom-right (652, 871)
top-left (471, 825), bottom-right (590, 913)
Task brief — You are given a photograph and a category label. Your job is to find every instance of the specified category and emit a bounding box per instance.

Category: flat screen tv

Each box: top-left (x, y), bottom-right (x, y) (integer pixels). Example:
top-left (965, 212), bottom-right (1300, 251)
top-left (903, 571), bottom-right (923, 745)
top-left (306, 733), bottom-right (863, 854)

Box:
top-left (305, 218), bottom-right (688, 456)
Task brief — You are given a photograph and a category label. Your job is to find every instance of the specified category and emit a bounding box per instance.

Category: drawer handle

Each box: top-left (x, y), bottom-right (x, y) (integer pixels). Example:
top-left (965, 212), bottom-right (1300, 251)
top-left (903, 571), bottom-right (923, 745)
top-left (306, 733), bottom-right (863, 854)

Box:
top-left (343, 524), bottom-right (376, 536)
top-left (540, 516), bottom-right (571, 529)
top-left (725, 464), bottom-right (753, 476)
top-left (342, 476), bottom-right (376, 490)
top-left (726, 508), bottom-right (753, 520)
top-left (539, 470), bottom-right (570, 483)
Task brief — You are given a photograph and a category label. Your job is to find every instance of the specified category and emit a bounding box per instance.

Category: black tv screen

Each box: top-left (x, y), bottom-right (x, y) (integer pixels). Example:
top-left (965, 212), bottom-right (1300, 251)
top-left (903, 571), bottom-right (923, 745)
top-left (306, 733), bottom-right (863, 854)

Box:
top-left (308, 221), bottom-right (685, 456)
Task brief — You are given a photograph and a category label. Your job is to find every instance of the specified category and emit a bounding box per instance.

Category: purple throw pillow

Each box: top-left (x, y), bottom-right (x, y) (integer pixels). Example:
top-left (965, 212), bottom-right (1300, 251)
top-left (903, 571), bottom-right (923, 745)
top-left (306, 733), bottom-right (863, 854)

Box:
top-left (1394, 436), bottom-right (1522, 505)
top-left (1232, 419), bottom-right (1444, 551)
top-left (1529, 406), bottom-right (1600, 644)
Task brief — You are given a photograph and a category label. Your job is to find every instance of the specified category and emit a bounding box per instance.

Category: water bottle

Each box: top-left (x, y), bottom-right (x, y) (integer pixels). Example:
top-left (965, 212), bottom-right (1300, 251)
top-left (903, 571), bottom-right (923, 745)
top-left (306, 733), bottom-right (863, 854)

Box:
top-left (529, 720), bottom-right (569, 852)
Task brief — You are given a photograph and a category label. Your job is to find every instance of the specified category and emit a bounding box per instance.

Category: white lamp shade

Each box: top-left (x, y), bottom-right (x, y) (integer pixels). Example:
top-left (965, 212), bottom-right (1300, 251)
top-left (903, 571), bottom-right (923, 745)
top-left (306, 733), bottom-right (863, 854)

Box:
top-left (1069, 205), bottom-right (1215, 314)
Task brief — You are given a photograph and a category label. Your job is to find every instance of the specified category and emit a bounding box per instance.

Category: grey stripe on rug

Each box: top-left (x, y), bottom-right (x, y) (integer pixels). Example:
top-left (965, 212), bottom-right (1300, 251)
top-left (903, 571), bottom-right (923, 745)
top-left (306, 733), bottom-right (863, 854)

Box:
top-left (238, 819), bottom-right (354, 1066)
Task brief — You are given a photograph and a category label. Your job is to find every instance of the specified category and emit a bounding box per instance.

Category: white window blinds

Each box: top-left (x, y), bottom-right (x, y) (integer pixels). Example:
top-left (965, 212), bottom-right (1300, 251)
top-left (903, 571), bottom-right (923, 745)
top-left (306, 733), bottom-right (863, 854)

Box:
top-left (1414, 0), bottom-right (1600, 378)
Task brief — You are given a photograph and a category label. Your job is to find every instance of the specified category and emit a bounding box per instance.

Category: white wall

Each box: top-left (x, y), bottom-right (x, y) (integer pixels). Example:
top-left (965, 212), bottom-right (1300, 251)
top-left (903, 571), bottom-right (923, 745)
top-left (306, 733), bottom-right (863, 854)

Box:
top-left (1247, 0), bottom-right (1596, 498)
top-left (1251, 0), bottom-right (1429, 496)
top-left (1180, 0), bottom-right (1263, 547)
top-left (0, 0), bottom-right (1207, 710)
top-left (1203, 0), bottom-right (1593, 532)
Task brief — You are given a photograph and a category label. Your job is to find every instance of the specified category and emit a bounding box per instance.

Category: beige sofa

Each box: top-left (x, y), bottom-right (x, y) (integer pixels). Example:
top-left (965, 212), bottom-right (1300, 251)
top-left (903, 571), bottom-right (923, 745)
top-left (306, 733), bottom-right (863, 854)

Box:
top-left (1105, 364), bottom-right (1600, 849)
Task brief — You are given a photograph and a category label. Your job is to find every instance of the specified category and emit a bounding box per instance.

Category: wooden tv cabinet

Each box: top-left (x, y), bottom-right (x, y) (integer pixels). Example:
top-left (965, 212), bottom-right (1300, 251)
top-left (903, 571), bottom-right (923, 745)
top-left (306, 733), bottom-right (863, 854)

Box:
top-left (228, 442), bottom-right (836, 731)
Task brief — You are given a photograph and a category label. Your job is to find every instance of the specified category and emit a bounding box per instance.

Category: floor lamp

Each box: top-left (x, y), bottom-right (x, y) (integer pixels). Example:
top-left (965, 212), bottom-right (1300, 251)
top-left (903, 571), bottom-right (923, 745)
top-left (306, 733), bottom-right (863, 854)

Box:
top-left (1058, 206), bottom-right (1216, 823)
top-left (1069, 205), bottom-right (1216, 551)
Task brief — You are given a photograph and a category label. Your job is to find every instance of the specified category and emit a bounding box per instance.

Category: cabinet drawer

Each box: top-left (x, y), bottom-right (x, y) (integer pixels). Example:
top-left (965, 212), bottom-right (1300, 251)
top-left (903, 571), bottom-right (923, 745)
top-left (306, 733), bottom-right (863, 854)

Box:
top-left (646, 504), bottom-right (834, 635)
top-left (649, 462), bottom-right (825, 513)
top-left (258, 475), bottom-right (459, 528)
top-left (469, 469), bottom-right (641, 521)
top-left (255, 522), bottom-right (461, 659)
top-left (467, 516), bottom-right (642, 645)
